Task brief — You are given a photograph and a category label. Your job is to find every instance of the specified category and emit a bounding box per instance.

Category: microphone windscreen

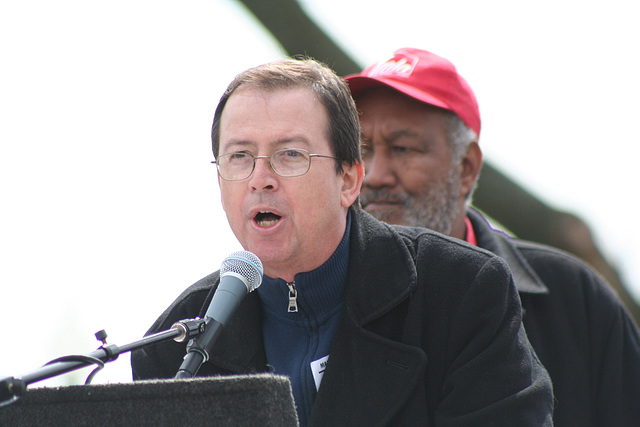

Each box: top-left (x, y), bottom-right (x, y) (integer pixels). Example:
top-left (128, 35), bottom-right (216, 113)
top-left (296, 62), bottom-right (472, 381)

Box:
top-left (220, 251), bottom-right (263, 292)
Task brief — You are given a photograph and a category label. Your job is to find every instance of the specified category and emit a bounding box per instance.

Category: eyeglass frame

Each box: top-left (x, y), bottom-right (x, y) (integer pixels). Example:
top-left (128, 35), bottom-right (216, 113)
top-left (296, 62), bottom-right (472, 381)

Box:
top-left (211, 147), bottom-right (340, 181)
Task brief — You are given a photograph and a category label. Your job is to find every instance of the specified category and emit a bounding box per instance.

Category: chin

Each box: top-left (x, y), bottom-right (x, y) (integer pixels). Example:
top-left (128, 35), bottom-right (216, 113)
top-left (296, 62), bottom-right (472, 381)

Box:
top-left (247, 244), bottom-right (292, 267)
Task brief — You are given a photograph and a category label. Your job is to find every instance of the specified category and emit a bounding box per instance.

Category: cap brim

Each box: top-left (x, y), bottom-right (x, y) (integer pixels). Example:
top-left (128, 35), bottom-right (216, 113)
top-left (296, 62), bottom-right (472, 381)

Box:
top-left (344, 75), bottom-right (451, 111)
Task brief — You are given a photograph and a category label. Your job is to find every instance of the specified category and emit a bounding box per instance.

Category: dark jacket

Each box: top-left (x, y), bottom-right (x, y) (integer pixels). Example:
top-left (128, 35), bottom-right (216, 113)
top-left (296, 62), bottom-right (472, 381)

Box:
top-left (132, 210), bottom-right (553, 426)
top-left (468, 207), bottom-right (640, 426)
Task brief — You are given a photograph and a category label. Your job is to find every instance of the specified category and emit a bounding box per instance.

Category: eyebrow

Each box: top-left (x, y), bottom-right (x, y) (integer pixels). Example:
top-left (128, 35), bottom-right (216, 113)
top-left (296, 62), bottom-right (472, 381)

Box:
top-left (220, 140), bottom-right (255, 153)
top-left (273, 136), bottom-right (311, 148)
top-left (222, 136), bottom-right (311, 152)
top-left (387, 128), bottom-right (421, 140)
top-left (361, 128), bottom-right (420, 143)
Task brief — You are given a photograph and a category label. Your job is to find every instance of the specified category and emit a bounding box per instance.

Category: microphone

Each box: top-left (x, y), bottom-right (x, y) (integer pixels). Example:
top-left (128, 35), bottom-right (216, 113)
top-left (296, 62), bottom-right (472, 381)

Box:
top-left (175, 251), bottom-right (263, 379)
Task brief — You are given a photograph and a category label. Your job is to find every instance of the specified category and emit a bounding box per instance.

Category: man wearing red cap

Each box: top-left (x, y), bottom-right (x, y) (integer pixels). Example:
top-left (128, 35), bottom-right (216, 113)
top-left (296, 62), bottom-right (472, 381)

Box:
top-left (345, 47), bottom-right (640, 426)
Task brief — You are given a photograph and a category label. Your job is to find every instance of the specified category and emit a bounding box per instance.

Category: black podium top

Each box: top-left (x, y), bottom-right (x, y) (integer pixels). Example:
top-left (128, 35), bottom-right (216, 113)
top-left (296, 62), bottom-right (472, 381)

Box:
top-left (0, 374), bottom-right (298, 426)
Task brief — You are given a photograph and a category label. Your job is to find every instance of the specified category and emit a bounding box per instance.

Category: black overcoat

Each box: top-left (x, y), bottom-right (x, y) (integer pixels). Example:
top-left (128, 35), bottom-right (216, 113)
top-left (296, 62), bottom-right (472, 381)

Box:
top-left (468, 207), bottom-right (640, 426)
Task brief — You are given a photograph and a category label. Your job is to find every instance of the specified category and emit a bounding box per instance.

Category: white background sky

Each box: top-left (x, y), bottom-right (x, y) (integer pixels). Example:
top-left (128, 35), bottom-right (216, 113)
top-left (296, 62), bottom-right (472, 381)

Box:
top-left (1, 0), bottom-right (638, 389)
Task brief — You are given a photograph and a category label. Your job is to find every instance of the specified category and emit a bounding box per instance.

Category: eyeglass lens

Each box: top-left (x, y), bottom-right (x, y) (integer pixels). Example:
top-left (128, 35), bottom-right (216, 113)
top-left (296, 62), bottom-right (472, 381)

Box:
top-left (218, 149), bottom-right (311, 180)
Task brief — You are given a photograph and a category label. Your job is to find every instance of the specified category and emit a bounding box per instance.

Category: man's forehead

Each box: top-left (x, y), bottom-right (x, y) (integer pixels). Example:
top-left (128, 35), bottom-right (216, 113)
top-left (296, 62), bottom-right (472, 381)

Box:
top-left (221, 86), bottom-right (324, 120)
top-left (219, 86), bottom-right (331, 153)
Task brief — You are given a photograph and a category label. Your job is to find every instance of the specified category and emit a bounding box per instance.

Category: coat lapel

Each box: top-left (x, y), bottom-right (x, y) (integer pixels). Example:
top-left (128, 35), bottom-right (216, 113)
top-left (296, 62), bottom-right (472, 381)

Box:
top-left (467, 208), bottom-right (548, 295)
top-left (309, 211), bottom-right (428, 426)
top-left (309, 308), bottom-right (427, 426)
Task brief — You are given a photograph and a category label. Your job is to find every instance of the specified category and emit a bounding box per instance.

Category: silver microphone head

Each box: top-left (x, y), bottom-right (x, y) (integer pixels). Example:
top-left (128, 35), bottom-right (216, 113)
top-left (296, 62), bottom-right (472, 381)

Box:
top-left (220, 251), bottom-right (263, 292)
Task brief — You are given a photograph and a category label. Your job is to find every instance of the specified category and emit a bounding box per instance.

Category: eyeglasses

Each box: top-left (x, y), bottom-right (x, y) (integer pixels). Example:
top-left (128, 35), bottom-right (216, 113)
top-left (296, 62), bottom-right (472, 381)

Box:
top-left (212, 148), bottom-right (339, 181)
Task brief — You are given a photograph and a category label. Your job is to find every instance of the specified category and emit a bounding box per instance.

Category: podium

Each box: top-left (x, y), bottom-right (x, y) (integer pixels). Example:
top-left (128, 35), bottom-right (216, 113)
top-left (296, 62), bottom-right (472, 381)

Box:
top-left (0, 374), bottom-right (299, 426)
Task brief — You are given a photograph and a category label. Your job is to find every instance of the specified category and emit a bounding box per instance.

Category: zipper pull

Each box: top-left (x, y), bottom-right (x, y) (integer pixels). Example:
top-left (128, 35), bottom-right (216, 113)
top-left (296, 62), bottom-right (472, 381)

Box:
top-left (286, 281), bottom-right (298, 313)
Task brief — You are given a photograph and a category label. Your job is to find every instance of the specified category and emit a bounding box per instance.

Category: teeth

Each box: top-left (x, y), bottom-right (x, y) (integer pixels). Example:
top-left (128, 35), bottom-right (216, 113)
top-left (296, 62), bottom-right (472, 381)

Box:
top-left (256, 211), bottom-right (279, 227)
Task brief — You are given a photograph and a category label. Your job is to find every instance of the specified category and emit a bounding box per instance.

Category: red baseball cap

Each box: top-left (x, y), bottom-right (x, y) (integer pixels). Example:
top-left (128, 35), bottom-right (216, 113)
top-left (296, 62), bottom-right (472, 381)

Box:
top-left (344, 47), bottom-right (481, 136)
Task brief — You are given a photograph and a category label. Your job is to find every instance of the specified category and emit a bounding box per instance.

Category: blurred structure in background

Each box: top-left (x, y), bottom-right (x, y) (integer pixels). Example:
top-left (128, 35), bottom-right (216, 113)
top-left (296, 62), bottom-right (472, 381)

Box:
top-left (237, 0), bottom-right (640, 324)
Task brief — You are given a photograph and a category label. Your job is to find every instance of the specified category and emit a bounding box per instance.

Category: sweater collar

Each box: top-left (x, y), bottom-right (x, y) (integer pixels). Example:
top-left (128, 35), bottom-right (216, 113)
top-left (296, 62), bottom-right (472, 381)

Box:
top-left (257, 211), bottom-right (351, 318)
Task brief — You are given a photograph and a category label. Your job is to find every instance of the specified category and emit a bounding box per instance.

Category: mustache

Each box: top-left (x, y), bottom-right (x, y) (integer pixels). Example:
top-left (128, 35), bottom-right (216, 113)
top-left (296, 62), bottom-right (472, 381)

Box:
top-left (360, 187), bottom-right (409, 207)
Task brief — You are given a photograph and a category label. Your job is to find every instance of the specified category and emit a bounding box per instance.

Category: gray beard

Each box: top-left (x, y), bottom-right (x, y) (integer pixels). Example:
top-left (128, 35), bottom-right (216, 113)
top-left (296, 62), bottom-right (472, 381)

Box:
top-left (362, 168), bottom-right (461, 235)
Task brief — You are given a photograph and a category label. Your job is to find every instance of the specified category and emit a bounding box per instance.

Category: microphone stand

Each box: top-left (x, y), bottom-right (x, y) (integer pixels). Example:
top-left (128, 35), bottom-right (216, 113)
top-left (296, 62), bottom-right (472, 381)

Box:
top-left (174, 318), bottom-right (223, 379)
top-left (0, 318), bottom-right (205, 408)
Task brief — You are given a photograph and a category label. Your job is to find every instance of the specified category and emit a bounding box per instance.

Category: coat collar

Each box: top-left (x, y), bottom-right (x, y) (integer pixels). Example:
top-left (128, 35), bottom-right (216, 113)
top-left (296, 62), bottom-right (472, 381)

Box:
top-left (467, 207), bottom-right (548, 295)
top-left (342, 208), bottom-right (418, 325)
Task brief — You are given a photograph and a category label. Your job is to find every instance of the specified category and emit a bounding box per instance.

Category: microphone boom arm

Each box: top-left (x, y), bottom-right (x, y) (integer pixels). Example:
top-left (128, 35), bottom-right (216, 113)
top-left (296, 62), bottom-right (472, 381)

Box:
top-left (0, 317), bottom-right (206, 407)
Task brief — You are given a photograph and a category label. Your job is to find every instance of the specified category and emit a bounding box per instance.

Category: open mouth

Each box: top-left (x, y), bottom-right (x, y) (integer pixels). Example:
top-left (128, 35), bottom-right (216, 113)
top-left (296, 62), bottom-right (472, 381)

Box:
top-left (254, 211), bottom-right (281, 227)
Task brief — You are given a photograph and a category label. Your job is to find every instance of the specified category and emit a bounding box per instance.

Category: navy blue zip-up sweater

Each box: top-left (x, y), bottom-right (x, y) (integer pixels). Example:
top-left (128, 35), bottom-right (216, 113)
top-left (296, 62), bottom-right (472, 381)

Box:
top-left (257, 214), bottom-right (351, 426)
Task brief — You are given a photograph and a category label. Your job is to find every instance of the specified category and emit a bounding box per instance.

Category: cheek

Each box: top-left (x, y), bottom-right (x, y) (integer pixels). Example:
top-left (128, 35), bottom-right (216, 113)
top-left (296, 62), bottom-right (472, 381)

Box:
top-left (397, 167), bottom-right (428, 192)
top-left (294, 176), bottom-right (341, 214)
top-left (220, 185), bottom-right (242, 217)
top-left (400, 162), bottom-right (445, 194)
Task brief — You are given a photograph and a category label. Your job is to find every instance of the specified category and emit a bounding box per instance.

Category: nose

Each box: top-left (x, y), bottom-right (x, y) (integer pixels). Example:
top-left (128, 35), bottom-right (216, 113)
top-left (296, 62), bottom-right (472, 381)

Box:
top-left (363, 149), bottom-right (396, 188)
top-left (249, 156), bottom-right (278, 191)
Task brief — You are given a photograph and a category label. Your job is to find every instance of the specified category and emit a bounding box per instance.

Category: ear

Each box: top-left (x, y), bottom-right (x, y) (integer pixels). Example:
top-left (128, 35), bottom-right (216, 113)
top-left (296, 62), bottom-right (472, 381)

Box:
top-left (460, 141), bottom-right (482, 198)
top-left (340, 160), bottom-right (365, 208)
